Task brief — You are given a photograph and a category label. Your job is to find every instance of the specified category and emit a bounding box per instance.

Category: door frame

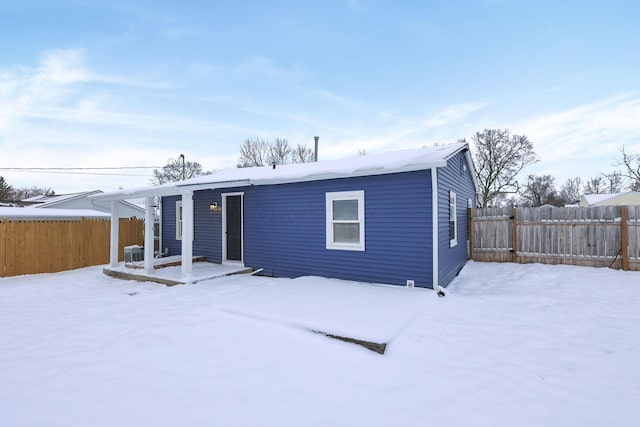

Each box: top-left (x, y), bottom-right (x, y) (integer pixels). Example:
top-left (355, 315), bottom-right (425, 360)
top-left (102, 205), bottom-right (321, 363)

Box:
top-left (221, 192), bottom-right (244, 265)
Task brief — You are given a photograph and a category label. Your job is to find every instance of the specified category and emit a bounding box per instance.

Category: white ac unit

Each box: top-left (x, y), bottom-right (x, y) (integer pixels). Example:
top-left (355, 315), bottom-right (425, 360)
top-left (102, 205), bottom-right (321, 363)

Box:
top-left (124, 245), bottom-right (144, 262)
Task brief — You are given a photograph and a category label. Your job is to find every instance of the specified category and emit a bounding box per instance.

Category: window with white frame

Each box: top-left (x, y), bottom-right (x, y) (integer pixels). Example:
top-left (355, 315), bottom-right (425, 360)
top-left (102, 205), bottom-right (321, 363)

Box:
top-left (326, 190), bottom-right (365, 251)
top-left (449, 191), bottom-right (457, 247)
top-left (176, 201), bottom-right (183, 240)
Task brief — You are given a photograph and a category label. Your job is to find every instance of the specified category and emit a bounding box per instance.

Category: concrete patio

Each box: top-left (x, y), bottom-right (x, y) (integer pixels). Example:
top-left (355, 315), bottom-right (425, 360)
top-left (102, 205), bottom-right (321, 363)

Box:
top-left (103, 256), bottom-right (252, 286)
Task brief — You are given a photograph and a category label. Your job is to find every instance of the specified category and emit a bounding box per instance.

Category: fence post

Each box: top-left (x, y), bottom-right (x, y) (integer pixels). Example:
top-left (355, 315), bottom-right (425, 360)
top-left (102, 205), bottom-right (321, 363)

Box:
top-left (468, 208), bottom-right (474, 260)
top-left (621, 206), bottom-right (629, 271)
top-left (511, 207), bottom-right (518, 263)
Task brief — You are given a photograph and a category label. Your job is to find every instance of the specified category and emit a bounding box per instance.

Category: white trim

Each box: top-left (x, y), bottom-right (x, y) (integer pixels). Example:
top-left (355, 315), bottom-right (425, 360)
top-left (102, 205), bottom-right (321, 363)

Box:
top-left (449, 191), bottom-right (458, 248)
top-left (180, 191), bottom-right (194, 279)
top-left (431, 168), bottom-right (439, 291)
top-left (143, 196), bottom-right (155, 274)
top-left (222, 192), bottom-right (244, 264)
top-left (325, 190), bottom-right (365, 251)
top-left (109, 200), bottom-right (120, 267)
top-left (175, 200), bottom-right (183, 240)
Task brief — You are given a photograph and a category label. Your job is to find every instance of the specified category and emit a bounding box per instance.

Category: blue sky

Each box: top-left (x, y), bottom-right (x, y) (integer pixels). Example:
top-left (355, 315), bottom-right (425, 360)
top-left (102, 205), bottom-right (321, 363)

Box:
top-left (1, 0), bottom-right (639, 193)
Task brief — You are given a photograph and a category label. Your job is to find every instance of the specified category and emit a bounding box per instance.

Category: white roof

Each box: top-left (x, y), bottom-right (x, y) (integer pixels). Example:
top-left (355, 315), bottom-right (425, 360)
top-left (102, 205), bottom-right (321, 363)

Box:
top-left (583, 193), bottom-right (620, 205)
top-left (92, 142), bottom-right (475, 201)
top-left (0, 206), bottom-right (109, 221)
top-left (583, 192), bottom-right (640, 205)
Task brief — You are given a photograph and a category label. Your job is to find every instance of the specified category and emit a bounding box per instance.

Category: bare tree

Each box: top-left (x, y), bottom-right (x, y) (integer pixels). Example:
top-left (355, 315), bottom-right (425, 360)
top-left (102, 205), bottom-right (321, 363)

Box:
top-left (520, 174), bottom-right (558, 207)
top-left (471, 129), bottom-right (538, 207)
top-left (237, 138), bottom-right (314, 167)
top-left (559, 177), bottom-right (583, 204)
top-left (604, 170), bottom-right (624, 193)
top-left (584, 176), bottom-right (606, 195)
top-left (12, 186), bottom-right (55, 200)
top-left (292, 144), bottom-right (315, 163)
top-left (615, 146), bottom-right (640, 191)
top-left (151, 156), bottom-right (210, 185)
top-left (237, 138), bottom-right (269, 167)
top-left (266, 138), bottom-right (291, 165)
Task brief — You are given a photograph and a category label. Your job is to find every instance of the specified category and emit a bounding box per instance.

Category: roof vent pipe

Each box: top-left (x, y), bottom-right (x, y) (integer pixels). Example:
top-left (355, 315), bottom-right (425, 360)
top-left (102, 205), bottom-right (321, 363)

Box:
top-left (314, 136), bottom-right (319, 162)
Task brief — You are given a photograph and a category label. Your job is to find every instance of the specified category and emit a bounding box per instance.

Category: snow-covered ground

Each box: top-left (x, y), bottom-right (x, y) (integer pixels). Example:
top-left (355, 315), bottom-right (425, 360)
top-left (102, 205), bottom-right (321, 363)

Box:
top-left (1, 262), bottom-right (639, 427)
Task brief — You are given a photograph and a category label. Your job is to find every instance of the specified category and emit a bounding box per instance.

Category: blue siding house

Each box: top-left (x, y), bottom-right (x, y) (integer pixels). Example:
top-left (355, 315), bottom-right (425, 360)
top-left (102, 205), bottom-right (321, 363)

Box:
top-left (95, 143), bottom-right (477, 290)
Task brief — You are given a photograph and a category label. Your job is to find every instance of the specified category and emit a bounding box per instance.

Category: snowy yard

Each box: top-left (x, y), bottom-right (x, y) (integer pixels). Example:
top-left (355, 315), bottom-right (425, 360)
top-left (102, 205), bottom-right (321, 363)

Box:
top-left (1, 262), bottom-right (639, 427)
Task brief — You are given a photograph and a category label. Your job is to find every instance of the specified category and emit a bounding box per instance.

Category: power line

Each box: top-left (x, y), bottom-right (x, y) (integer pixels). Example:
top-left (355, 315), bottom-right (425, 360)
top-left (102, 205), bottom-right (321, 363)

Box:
top-left (0, 165), bottom-right (161, 177)
top-left (0, 166), bottom-right (162, 171)
top-left (0, 169), bottom-right (152, 176)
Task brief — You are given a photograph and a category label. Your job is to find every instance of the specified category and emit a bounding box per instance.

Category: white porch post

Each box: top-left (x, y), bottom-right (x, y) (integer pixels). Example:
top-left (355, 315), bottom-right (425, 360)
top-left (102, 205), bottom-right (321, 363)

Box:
top-left (143, 196), bottom-right (155, 274)
top-left (109, 200), bottom-right (120, 267)
top-left (181, 190), bottom-right (194, 279)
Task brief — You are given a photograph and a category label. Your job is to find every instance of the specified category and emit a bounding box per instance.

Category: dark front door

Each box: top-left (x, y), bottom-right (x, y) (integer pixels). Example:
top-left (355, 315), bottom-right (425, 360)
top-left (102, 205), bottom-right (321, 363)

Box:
top-left (225, 195), bottom-right (242, 262)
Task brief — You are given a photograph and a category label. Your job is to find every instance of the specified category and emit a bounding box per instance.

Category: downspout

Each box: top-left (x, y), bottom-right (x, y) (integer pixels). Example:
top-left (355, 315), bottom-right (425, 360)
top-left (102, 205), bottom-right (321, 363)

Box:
top-left (158, 197), bottom-right (163, 257)
top-left (431, 168), bottom-right (445, 297)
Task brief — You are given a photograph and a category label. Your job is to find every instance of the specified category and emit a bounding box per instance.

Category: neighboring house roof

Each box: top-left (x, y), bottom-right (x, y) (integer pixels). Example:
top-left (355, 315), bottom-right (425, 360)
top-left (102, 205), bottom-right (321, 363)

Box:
top-left (92, 143), bottom-right (477, 201)
top-left (580, 191), bottom-right (640, 207)
top-left (23, 190), bottom-right (145, 217)
top-left (0, 206), bottom-right (109, 221)
top-left (25, 190), bottom-right (103, 207)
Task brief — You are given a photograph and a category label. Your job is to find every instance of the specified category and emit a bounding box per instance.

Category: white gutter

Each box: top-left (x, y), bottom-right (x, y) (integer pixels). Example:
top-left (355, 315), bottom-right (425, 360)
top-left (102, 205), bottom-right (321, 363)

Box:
top-left (431, 168), bottom-right (444, 296)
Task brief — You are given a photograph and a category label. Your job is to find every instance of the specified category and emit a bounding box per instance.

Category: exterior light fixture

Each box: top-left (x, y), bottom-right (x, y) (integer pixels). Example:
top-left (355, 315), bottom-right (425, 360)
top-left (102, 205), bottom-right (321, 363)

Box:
top-left (210, 202), bottom-right (221, 212)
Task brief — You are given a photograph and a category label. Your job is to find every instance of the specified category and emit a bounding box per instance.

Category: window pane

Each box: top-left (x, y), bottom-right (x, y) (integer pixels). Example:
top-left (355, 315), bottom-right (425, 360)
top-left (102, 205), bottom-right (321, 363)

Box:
top-left (333, 199), bottom-right (358, 220)
top-left (333, 223), bottom-right (360, 243)
top-left (449, 196), bottom-right (455, 221)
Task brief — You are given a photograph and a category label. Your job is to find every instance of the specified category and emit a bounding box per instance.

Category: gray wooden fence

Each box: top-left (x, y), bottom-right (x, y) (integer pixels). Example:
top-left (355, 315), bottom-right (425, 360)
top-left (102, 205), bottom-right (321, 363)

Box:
top-left (469, 206), bottom-right (640, 271)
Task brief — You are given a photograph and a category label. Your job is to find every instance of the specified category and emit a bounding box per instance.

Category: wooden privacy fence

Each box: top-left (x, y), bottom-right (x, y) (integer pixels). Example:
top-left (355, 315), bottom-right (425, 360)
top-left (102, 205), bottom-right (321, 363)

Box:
top-left (0, 218), bottom-right (144, 278)
top-left (469, 206), bottom-right (640, 271)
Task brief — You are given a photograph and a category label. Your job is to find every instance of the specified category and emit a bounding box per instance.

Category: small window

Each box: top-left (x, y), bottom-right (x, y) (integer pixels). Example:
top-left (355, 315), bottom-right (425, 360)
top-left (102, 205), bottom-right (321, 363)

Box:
top-left (176, 201), bottom-right (183, 240)
top-left (326, 190), bottom-right (365, 251)
top-left (449, 191), bottom-right (457, 247)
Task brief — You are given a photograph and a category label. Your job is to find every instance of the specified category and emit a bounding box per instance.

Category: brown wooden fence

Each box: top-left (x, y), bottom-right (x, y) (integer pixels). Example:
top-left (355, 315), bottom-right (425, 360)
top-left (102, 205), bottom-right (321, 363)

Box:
top-left (469, 206), bottom-right (640, 271)
top-left (0, 218), bottom-right (144, 278)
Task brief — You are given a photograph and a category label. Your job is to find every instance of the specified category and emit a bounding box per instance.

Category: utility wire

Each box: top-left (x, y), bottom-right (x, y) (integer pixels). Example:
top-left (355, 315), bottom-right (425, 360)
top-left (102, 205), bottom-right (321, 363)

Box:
top-left (0, 165), bottom-right (161, 176)
top-left (0, 170), bottom-right (151, 176)
top-left (0, 166), bottom-right (162, 171)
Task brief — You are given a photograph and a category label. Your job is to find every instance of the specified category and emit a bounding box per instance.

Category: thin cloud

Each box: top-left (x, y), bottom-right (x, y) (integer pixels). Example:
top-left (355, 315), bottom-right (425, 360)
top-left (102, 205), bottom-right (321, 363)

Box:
top-left (0, 49), bottom-right (170, 132)
top-left (422, 102), bottom-right (489, 128)
top-left (516, 93), bottom-right (640, 180)
top-left (520, 93), bottom-right (640, 157)
top-left (534, 85), bottom-right (561, 96)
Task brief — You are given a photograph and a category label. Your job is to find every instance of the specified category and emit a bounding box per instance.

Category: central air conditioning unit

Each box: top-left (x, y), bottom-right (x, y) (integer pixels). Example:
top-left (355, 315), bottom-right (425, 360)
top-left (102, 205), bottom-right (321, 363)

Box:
top-left (124, 245), bottom-right (144, 263)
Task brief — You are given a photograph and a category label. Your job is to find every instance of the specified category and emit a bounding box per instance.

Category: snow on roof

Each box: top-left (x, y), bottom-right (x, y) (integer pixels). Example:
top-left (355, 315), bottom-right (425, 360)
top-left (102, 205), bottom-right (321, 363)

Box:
top-left (583, 193), bottom-right (619, 204)
top-left (22, 195), bottom-right (48, 202)
top-left (93, 143), bottom-right (472, 201)
top-left (0, 206), bottom-right (110, 220)
top-left (185, 142), bottom-right (467, 187)
top-left (583, 192), bottom-right (640, 205)
top-left (26, 191), bottom-right (102, 206)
